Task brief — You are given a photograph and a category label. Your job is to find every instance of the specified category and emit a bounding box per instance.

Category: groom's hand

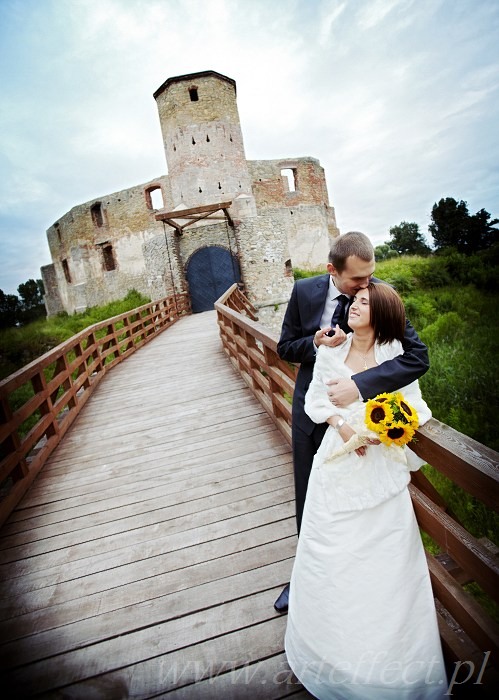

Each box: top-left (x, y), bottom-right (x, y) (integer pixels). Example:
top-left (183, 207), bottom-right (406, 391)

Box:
top-left (314, 326), bottom-right (347, 347)
top-left (326, 378), bottom-right (358, 407)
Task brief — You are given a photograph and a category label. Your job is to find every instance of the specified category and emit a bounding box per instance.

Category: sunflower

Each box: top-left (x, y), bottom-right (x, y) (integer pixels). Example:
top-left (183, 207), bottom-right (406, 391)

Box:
top-left (398, 397), bottom-right (419, 427)
top-left (373, 392), bottom-right (392, 404)
top-left (365, 397), bottom-right (394, 431)
top-left (378, 422), bottom-right (416, 447)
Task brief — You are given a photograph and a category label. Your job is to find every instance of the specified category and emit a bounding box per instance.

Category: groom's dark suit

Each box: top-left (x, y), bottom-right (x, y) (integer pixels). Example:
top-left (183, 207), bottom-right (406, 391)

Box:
top-left (277, 273), bottom-right (429, 532)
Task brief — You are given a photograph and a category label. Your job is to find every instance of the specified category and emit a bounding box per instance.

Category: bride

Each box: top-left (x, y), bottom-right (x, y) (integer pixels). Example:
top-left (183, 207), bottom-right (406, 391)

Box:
top-left (284, 282), bottom-right (447, 699)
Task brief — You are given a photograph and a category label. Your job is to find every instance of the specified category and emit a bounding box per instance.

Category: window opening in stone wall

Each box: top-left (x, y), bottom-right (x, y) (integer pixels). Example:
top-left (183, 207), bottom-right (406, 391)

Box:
top-left (281, 168), bottom-right (297, 192)
top-left (206, 134), bottom-right (210, 142)
top-left (62, 259), bottom-right (71, 283)
top-left (285, 259), bottom-right (293, 277)
top-left (91, 202), bottom-right (105, 227)
top-left (192, 136), bottom-right (196, 145)
top-left (102, 245), bottom-right (116, 271)
top-left (145, 186), bottom-right (164, 209)
top-left (189, 87), bottom-right (199, 101)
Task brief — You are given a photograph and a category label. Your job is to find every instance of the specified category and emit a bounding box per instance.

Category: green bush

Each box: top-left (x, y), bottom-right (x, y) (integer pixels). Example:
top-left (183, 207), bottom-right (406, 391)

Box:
top-left (419, 311), bottom-right (465, 346)
top-left (400, 293), bottom-right (437, 329)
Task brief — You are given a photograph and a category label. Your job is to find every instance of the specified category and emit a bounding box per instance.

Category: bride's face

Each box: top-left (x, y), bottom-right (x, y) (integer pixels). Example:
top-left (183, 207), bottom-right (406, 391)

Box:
top-left (348, 288), bottom-right (371, 329)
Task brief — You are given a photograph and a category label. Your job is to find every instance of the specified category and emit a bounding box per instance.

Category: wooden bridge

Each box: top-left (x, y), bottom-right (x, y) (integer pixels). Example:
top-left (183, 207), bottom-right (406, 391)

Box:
top-left (1, 287), bottom-right (498, 698)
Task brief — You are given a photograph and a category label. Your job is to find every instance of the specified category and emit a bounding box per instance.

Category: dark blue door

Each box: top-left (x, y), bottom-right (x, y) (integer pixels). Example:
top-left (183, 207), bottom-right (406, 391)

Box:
top-left (186, 246), bottom-right (241, 313)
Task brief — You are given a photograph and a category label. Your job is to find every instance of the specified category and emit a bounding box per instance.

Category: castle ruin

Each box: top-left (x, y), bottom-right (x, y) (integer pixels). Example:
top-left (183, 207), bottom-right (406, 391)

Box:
top-left (41, 71), bottom-right (339, 329)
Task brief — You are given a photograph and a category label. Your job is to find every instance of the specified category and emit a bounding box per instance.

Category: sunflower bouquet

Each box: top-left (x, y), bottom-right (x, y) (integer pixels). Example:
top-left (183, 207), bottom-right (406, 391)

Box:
top-left (365, 392), bottom-right (419, 447)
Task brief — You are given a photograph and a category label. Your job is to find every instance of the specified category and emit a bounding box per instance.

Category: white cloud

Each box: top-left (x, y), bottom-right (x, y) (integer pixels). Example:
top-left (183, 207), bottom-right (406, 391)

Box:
top-left (0, 0), bottom-right (498, 293)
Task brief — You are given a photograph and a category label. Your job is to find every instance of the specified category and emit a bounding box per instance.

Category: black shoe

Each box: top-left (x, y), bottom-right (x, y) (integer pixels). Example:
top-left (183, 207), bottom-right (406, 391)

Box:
top-left (274, 583), bottom-right (290, 613)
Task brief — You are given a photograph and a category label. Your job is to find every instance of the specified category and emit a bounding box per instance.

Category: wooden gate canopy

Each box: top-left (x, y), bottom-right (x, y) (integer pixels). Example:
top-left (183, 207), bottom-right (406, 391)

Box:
top-left (155, 201), bottom-right (233, 233)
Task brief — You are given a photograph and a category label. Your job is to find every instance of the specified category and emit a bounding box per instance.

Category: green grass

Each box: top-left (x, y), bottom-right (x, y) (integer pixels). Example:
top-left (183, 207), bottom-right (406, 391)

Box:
top-left (0, 289), bottom-right (150, 381)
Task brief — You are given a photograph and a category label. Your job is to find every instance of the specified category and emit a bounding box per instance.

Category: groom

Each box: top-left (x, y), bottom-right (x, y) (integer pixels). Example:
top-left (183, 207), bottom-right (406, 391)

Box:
top-left (274, 231), bottom-right (429, 613)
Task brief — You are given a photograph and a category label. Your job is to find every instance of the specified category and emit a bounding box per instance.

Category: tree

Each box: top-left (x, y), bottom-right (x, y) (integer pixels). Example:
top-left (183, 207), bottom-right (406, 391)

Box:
top-left (374, 244), bottom-right (398, 262)
top-left (429, 198), bottom-right (498, 254)
top-left (386, 221), bottom-right (431, 256)
top-left (17, 279), bottom-right (46, 324)
top-left (0, 290), bottom-right (22, 328)
top-left (0, 279), bottom-right (46, 328)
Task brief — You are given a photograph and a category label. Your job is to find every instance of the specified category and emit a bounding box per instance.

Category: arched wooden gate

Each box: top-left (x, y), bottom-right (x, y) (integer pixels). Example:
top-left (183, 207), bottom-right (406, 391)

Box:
top-left (186, 246), bottom-right (241, 313)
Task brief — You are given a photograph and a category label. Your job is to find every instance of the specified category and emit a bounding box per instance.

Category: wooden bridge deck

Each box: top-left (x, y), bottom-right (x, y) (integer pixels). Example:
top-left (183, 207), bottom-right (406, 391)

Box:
top-left (0, 311), bottom-right (310, 699)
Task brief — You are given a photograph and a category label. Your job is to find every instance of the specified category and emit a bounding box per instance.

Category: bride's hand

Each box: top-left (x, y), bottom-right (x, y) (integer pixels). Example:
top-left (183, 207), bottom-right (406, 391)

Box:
top-left (338, 423), bottom-right (367, 457)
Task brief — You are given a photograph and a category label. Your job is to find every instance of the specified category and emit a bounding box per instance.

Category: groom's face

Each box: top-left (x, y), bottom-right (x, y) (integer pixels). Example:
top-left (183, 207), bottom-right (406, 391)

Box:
top-left (327, 255), bottom-right (375, 297)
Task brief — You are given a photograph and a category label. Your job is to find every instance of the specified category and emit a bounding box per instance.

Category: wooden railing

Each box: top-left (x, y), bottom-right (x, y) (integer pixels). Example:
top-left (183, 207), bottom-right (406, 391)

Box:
top-left (0, 292), bottom-right (190, 526)
top-left (215, 283), bottom-right (499, 689)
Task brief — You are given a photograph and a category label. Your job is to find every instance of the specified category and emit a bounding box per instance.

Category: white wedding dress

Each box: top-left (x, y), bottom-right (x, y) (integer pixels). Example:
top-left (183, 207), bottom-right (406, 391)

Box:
top-left (285, 336), bottom-right (448, 699)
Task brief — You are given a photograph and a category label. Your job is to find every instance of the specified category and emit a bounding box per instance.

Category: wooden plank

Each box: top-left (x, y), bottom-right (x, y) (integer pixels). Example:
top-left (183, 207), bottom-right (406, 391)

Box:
top-left (157, 653), bottom-right (303, 699)
top-left (1, 503), bottom-right (294, 602)
top-left (3, 571), bottom-right (292, 695)
top-left (0, 452), bottom-right (292, 540)
top-left (0, 540), bottom-right (295, 663)
top-left (428, 554), bottom-right (499, 660)
top-left (2, 445), bottom-right (291, 531)
top-left (0, 462), bottom-right (292, 554)
top-left (0, 311), bottom-right (301, 698)
top-left (0, 523), bottom-right (296, 625)
top-left (0, 481), bottom-right (294, 567)
top-left (411, 485), bottom-right (499, 603)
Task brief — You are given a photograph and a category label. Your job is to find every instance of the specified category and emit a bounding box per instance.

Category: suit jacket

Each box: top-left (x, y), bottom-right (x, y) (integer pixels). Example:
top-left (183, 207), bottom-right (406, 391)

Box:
top-left (277, 273), bottom-right (430, 435)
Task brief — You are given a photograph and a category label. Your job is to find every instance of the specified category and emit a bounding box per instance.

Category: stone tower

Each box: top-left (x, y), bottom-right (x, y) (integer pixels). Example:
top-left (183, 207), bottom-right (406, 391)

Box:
top-left (154, 71), bottom-right (253, 210)
top-left (42, 69), bottom-right (339, 328)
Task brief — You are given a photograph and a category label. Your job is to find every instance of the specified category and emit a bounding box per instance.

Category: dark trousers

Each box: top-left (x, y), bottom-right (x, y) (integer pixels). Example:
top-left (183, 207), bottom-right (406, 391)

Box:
top-left (292, 420), bottom-right (328, 533)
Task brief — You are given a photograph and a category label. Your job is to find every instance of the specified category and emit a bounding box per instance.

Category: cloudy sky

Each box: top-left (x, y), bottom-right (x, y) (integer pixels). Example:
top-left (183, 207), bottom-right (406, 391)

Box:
top-left (1, 0), bottom-right (498, 294)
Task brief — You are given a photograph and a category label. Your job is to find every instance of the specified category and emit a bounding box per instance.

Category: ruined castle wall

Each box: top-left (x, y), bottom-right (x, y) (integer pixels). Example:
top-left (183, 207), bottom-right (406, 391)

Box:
top-left (44, 176), bottom-right (172, 314)
top-left (42, 71), bottom-right (340, 325)
top-left (40, 264), bottom-right (64, 316)
top-left (247, 158), bottom-right (339, 270)
top-left (235, 213), bottom-right (294, 332)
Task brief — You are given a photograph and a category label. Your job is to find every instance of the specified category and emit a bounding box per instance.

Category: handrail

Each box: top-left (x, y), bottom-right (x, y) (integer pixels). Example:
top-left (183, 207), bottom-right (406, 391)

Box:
top-left (0, 292), bottom-right (190, 526)
top-left (215, 283), bottom-right (499, 687)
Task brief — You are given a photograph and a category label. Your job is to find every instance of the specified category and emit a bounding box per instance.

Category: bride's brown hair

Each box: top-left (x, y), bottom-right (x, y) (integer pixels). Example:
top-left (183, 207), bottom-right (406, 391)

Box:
top-left (368, 282), bottom-right (406, 344)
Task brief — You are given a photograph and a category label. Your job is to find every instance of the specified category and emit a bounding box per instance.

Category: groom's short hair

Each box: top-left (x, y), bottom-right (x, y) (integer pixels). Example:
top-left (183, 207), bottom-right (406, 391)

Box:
top-left (369, 282), bottom-right (406, 344)
top-left (328, 231), bottom-right (374, 271)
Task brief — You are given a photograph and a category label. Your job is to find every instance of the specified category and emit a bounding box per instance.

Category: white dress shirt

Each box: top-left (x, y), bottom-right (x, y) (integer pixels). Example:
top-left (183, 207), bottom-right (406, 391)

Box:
top-left (320, 277), bottom-right (348, 329)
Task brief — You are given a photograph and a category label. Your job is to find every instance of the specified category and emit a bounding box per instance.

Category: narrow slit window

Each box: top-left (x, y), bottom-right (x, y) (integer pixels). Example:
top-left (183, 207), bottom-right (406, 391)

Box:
top-left (189, 87), bottom-right (199, 101)
top-left (91, 202), bottom-right (105, 227)
top-left (281, 168), bottom-right (297, 192)
top-left (62, 259), bottom-right (71, 283)
top-left (102, 245), bottom-right (116, 271)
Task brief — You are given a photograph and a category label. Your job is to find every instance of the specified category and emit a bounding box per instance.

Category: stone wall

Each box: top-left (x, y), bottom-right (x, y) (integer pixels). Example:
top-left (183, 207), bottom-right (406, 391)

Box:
top-left (40, 264), bottom-right (64, 316)
top-left (235, 214), bottom-right (294, 331)
top-left (154, 72), bottom-right (253, 209)
top-left (42, 71), bottom-right (339, 327)
top-left (45, 177), bottom-right (171, 313)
